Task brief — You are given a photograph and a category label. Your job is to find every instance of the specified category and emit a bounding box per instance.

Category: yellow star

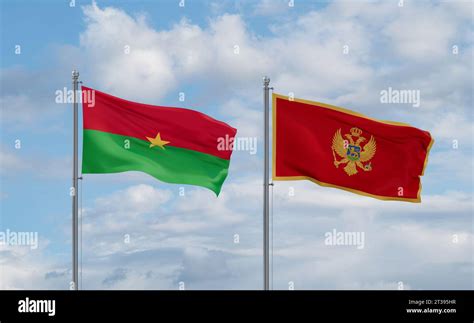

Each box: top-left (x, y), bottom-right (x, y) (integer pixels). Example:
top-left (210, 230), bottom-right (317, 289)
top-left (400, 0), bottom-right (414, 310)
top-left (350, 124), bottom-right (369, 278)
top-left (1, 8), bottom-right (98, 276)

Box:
top-left (146, 132), bottom-right (170, 149)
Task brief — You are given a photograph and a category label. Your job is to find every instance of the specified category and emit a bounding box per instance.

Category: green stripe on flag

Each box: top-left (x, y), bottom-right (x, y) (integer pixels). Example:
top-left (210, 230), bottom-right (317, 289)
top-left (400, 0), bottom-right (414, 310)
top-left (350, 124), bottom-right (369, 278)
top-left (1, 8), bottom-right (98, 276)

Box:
top-left (82, 129), bottom-right (230, 195)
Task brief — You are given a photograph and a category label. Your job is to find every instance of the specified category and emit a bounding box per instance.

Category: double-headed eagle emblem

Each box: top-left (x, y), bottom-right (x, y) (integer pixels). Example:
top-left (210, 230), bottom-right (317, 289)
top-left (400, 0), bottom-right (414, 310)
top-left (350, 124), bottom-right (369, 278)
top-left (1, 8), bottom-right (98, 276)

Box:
top-left (331, 127), bottom-right (376, 176)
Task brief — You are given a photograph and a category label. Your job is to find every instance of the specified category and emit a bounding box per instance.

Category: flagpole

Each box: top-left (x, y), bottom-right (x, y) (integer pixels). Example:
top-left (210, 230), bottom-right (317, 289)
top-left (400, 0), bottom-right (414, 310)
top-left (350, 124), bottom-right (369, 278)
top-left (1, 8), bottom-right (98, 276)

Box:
top-left (263, 76), bottom-right (271, 290)
top-left (72, 70), bottom-right (79, 290)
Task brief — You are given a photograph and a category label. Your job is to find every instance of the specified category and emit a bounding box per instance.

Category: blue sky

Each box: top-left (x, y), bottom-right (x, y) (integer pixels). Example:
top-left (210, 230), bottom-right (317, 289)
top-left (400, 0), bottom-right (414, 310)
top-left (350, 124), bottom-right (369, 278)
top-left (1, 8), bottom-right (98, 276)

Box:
top-left (0, 0), bottom-right (472, 290)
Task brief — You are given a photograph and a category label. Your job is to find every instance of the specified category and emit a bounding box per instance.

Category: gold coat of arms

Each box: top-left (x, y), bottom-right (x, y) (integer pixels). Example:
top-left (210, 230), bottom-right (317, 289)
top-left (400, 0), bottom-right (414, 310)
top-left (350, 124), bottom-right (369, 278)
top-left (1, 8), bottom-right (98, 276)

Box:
top-left (331, 127), bottom-right (377, 176)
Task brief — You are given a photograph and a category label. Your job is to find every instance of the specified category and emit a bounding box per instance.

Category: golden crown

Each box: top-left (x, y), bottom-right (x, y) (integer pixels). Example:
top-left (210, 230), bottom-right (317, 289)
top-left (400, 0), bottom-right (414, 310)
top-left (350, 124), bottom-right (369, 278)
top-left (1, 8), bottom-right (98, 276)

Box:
top-left (350, 127), bottom-right (363, 137)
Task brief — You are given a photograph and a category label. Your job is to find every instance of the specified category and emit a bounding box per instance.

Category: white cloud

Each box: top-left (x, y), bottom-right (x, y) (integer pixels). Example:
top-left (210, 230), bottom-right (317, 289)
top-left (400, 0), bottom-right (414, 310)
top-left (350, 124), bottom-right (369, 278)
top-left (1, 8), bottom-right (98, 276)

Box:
top-left (0, 146), bottom-right (29, 175)
top-left (95, 184), bottom-right (171, 216)
top-left (0, 146), bottom-right (71, 179)
top-left (0, 67), bottom-right (70, 130)
top-left (81, 184), bottom-right (172, 239)
top-left (219, 99), bottom-right (261, 138)
top-left (383, 3), bottom-right (457, 61)
top-left (0, 241), bottom-right (67, 290)
top-left (79, 4), bottom-right (269, 102)
top-left (4, 0), bottom-right (472, 139)
top-left (75, 177), bottom-right (472, 289)
top-left (428, 149), bottom-right (474, 184)
top-left (253, 0), bottom-right (289, 16)
top-left (429, 112), bottom-right (473, 144)
top-left (1, 176), bottom-right (472, 289)
top-left (80, 3), bottom-right (176, 102)
top-left (0, 95), bottom-right (38, 125)
top-left (271, 181), bottom-right (473, 214)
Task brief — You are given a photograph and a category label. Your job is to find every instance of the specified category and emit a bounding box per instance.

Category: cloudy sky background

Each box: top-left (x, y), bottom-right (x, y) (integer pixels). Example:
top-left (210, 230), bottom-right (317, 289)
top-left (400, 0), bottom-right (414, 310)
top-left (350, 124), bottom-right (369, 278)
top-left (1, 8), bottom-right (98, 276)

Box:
top-left (0, 0), bottom-right (472, 290)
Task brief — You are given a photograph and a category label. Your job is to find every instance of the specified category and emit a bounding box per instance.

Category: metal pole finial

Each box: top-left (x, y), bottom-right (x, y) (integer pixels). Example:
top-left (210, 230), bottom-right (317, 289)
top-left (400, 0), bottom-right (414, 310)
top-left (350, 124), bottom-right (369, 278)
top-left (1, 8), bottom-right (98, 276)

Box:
top-left (263, 76), bottom-right (270, 87)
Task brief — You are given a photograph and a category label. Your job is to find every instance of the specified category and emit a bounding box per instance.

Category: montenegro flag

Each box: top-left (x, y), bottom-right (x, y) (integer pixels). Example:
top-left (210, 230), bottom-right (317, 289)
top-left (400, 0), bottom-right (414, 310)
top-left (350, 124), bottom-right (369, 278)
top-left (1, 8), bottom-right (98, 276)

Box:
top-left (272, 94), bottom-right (433, 202)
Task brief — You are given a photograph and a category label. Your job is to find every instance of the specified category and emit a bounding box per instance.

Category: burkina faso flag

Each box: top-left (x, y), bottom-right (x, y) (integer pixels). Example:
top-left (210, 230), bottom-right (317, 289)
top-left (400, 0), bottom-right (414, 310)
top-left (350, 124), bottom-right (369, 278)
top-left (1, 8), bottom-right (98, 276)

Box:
top-left (81, 86), bottom-right (237, 195)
